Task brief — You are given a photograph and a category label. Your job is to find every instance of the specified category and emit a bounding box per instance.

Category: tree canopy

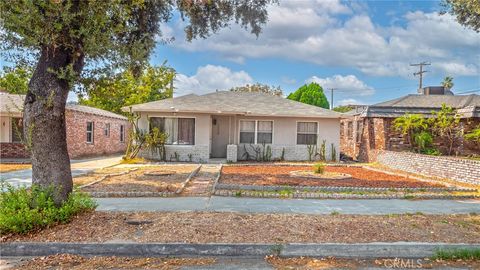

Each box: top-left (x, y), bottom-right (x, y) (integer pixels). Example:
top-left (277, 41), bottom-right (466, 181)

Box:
top-left (441, 76), bottom-right (454, 89)
top-left (442, 0), bottom-right (480, 32)
top-left (0, 65), bottom-right (32, 94)
top-left (230, 83), bottom-right (283, 96)
top-left (287, 83), bottom-right (330, 109)
top-left (333, 105), bottom-right (354, 113)
top-left (79, 64), bottom-right (175, 114)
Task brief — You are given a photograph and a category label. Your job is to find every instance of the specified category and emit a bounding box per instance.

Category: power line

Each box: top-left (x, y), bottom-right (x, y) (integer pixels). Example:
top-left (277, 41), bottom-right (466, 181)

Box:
top-left (410, 61), bottom-right (431, 90)
top-left (456, 89), bottom-right (480, 94)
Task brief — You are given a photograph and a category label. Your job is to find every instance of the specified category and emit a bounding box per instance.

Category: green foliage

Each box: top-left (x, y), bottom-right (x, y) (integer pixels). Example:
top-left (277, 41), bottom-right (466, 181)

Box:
top-left (393, 114), bottom-right (428, 147)
top-left (287, 83), bottom-right (329, 109)
top-left (429, 104), bottom-right (462, 155)
top-left (422, 148), bottom-right (441, 156)
top-left (441, 76), bottom-right (454, 89)
top-left (123, 113), bottom-right (147, 160)
top-left (330, 143), bottom-right (337, 162)
top-left (413, 131), bottom-right (433, 151)
top-left (442, 0), bottom-right (480, 33)
top-left (333, 105), bottom-right (354, 113)
top-left (313, 163), bottom-right (325, 174)
top-left (0, 65), bottom-right (32, 94)
top-left (307, 144), bottom-right (317, 162)
top-left (79, 64), bottom-right (175, 114)
top-left (230, 83), bottom-right (283, 96)
top-left (145, 127), bottom-right (169, 161)
top-left (433, 248), bottom-right (480, 260)
top-left (280, 147), bottom-right (286, 161)
top-left (318, 140), bottom-right (327, 161)
top-left (0, 184), bottom-right (96, 234)
top-left (465, 125), bottom-right (480, 143)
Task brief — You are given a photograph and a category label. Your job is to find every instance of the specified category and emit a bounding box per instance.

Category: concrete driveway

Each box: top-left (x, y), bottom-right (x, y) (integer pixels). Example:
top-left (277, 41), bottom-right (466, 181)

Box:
top-left (0, 155), bottom-right (123, 188)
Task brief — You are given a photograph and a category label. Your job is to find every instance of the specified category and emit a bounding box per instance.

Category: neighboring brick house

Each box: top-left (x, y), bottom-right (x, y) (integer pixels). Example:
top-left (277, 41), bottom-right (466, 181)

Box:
top-left (0, 92), bottom-right (129, 159)
top-left (340, 87), bottom-right (480, 162)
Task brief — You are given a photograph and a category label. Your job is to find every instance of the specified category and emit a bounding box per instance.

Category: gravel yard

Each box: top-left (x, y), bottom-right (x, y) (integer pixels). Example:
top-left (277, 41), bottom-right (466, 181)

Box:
top-left (3, 212), bottom-right (479, 244)
top-left (220, 165), bottom-right (446, 188)
top-left (79, 165), bottom-right (197, 193)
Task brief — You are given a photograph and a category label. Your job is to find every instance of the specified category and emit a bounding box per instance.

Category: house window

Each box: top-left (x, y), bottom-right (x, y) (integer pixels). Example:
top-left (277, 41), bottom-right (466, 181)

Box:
top-left (239, 120), bottom-right (273, 144)
top-left (297, 122), bottom-right (317, 145)
top-left (120, 125), bottom-right (125, 142)
top-left (86, 122), bottom-right (94, 143)
top-left (104, 123), bottom-right (110, 137)
top-left (239, 120), bottom-right (255, 144)
top-left (150, 117), bottom-right (195, 145)
top-left (11, 117), bottom-right (23, 143)
top-left (257, 121), bottom-right (273, 144)
top-left (347, 121), bottom-right (353, 138)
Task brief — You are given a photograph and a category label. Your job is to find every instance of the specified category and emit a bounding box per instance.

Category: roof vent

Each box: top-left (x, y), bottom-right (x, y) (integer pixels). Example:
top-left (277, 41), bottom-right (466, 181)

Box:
top-left (418, 86), bottom-right (453, 96)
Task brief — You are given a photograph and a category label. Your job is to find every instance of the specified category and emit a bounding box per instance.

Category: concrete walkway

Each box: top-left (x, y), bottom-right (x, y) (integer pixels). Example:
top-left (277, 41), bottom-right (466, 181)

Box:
top-left (0, 155), bottom-right (122, 188)
top-left (96, 196), bottom-right (480, 215)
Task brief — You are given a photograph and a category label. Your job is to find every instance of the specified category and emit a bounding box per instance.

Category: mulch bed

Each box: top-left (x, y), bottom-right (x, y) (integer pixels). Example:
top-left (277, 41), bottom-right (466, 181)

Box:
top-left (220, 165), bottom-right (446, 188)
top-left (10, 254), bottom-right (215, 270)
top-left (80, 165), bottom-right (197, 193)
top-left (266, 256), bottom-right (480, 269)
top-left (2, 212), bottom-right (479, 244)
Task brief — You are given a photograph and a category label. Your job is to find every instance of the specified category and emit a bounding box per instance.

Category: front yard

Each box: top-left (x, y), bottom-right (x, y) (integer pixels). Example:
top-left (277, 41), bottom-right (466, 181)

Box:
top-left (0, 163), bottom-right (31, 173)
top-left (216, 164), bottom-right (478, 199)
top-left (2, 212), bottom-right (479, 244)
top-left (74, 165), bottom-right (199, 196)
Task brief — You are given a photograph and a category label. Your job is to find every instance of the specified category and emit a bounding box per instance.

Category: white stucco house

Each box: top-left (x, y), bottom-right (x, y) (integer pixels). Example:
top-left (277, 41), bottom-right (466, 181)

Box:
top-left (125, 91), bottom-right (345, 162)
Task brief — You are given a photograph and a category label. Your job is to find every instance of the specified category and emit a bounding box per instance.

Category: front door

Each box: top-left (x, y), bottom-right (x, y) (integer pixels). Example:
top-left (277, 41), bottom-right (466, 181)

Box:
top-left (211, 116), bottom-right (230, 158)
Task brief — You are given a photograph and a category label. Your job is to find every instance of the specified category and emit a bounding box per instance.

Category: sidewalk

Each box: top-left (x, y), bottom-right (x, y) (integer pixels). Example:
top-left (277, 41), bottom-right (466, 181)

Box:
top-left (96, 196), bottom-right (480, 215)
top-left (0, 155), bottom-right (122, 188)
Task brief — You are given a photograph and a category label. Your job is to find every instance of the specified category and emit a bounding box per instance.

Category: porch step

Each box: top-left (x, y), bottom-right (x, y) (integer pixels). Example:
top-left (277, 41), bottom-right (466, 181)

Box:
top-left (180, 165), bottom-right (221, 196)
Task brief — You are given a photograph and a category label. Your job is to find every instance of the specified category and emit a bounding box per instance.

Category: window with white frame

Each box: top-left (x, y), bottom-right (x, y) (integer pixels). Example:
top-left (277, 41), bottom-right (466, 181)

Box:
top-left (257, 121), bottom-right (273, 144)
top-left (239, 120), bottom-right (273, 144)
top-left (86, 122), bottom-right (94, 143)
top-left (150, 117), bottom-right (195, 145)
top-left (297, 122), bottom-right (317, 145)
top-left (239, 120), bottom-right (255, 144)
top-left (120, 125), bottom-right (125, 142)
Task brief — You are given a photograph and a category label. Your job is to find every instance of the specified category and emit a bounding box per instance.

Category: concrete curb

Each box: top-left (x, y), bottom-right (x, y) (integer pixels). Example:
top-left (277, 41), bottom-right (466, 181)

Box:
top-left (2, 242), bottom-right (479, 258)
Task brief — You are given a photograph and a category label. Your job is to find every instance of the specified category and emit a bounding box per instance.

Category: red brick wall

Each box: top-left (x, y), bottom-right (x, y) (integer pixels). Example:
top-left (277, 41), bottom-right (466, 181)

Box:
top-left (0, 142), bottom-right (29, 159)
top-left (341, 117), bottom-right (480, 162)
top-left (65, 110), bottom-right (129, 158)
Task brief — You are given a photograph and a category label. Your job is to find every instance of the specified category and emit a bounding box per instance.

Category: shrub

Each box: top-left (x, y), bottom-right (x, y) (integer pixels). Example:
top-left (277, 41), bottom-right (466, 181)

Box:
top-left (413, 131), bottom-right (433, 152)
top-left (0, 184), bottom-right (97, 234)
top-left (422, 148), bottom-right (441, 156)
top-left (465, 125), bottom-right (480, 143)
top-left (313, 163), bottom-right (325, 174)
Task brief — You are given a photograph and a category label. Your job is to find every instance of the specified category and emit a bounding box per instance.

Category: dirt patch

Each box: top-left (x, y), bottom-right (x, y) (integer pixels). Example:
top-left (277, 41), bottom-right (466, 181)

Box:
top-left (0, 163), bottom-right (31, 173)
top-left (221, 165), bottom-right (446, 188)
top-left (80, 165), bottom-right (197, 193)
top-left (11, 254), bottom-right (215, 270)
top-left (73, 167), bottom-right (132, 186)
top-left (3, 212), bottom-right (479, 244)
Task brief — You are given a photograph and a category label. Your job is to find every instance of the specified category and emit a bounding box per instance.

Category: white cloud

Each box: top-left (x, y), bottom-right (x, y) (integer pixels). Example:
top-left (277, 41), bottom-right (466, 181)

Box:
top-left (174, 65), bottom-right (253, 96)
top-left (307, 75), bottom-right (375, 96)
top-left (337, 98), bottom-right (362, 106)
top-left (166, 1), bottom-right (480, 78)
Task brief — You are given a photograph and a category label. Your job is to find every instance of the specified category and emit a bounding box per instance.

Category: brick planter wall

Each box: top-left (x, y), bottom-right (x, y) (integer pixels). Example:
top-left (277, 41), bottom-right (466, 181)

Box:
top-left (0, 142), bottom-right (29, 159)
top-left (376, 150), bottom-right (480, 185)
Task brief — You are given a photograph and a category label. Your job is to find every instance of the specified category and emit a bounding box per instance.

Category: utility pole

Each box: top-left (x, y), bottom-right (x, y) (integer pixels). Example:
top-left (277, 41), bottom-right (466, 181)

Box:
top-left (410, 62), bottom-right (430, 90)
top-left (329, 88), bottom-right (337, 110)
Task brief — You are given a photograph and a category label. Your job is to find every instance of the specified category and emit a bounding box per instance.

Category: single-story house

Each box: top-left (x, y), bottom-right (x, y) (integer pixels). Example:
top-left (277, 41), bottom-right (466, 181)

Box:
top-left (0, 91), bottom-right (129, 159)
top-left (125, 91), bottom-right (344, 162)
top-left (340, 86), bottom-right (480, 162)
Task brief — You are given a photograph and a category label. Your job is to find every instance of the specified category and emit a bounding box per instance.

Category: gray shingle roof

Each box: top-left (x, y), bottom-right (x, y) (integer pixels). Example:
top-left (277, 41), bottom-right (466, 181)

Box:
top-left (350, 94), bottom-right (480, 118)
top-left (0, 92), bottom-right (126, 120)
top-left (125, 91), bottom-right (344, 118)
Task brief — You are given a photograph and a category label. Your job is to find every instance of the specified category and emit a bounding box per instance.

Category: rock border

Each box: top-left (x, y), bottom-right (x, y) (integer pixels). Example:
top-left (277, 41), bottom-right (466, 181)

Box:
top-left (215, 183), bottom-right (477, 193)
top-left (214, 189), bottom-right (479, 200)
top-left (2, 242), bottom-right (479, 258)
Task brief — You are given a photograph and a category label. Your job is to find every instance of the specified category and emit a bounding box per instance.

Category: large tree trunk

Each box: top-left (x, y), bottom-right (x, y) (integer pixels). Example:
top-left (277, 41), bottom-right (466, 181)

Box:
top-left (24, 46), bottom-right (84, 205)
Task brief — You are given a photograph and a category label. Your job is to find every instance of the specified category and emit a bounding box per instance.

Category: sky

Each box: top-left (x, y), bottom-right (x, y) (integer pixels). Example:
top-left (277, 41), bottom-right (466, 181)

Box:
top-left (151, 0), bottom-right (480, 106)
top-left (1, 0), bottom-right (479, 106)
